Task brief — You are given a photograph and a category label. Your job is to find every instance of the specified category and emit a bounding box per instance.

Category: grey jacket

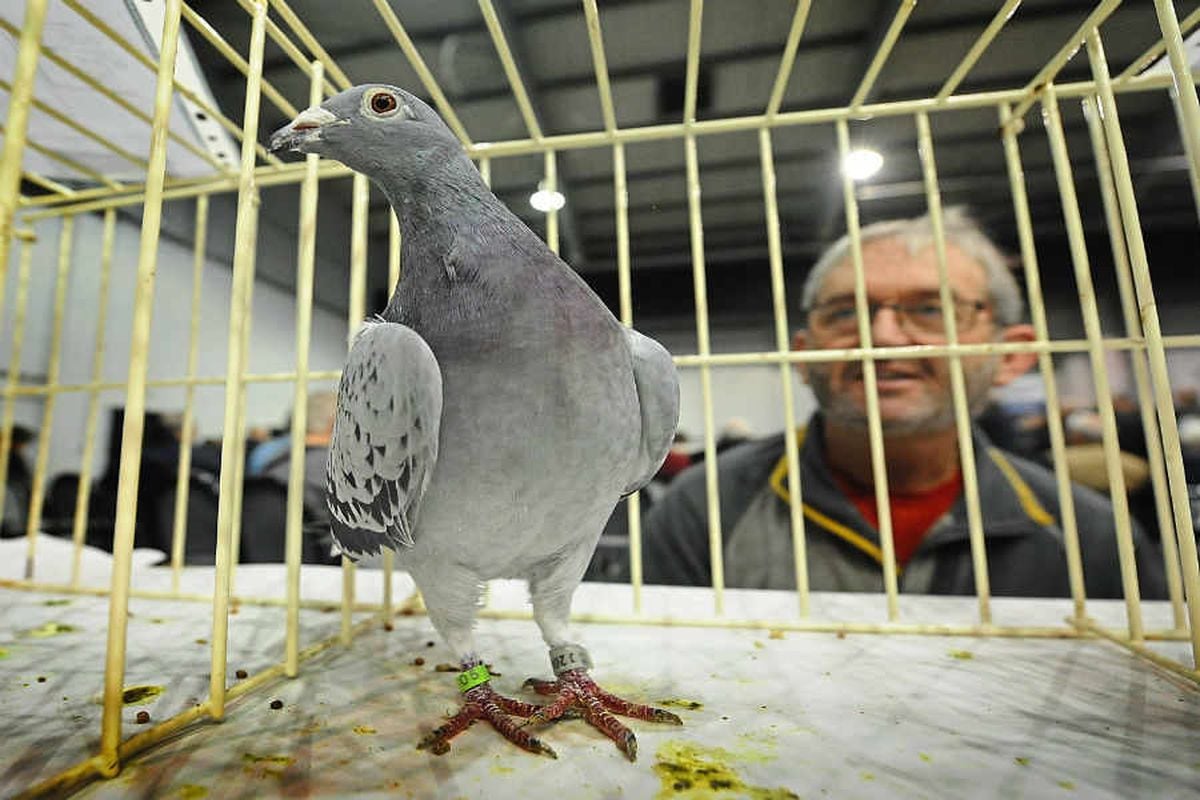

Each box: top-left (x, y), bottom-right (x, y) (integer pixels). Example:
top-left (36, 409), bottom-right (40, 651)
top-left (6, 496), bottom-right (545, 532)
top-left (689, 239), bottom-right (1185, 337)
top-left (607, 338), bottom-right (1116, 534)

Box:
top-left (641, 419), bottom-right (1168, 599)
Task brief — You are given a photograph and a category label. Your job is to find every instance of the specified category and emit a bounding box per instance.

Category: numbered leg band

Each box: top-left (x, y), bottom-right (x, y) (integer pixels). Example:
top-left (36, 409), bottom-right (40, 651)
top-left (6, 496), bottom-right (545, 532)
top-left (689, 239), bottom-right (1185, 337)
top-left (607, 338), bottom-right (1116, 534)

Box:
top-left (457, 664), bottom-right (491, 693)
top-left (549, 644), bottom-right (593, 676)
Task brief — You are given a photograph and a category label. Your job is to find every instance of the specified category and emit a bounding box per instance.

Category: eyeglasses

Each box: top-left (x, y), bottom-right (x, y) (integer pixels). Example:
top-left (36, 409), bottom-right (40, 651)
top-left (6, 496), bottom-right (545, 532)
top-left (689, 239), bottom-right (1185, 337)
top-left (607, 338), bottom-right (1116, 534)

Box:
top-left (806, 295), bottom-right (990, 339)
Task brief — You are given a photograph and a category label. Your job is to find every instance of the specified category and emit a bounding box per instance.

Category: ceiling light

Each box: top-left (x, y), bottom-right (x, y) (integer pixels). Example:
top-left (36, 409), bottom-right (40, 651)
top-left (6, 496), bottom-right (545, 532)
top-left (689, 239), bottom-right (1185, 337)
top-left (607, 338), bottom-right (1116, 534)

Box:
top-left (842, 148), bottom-right (884, 181)
top-left (530, 188), bottom-right (566, 212)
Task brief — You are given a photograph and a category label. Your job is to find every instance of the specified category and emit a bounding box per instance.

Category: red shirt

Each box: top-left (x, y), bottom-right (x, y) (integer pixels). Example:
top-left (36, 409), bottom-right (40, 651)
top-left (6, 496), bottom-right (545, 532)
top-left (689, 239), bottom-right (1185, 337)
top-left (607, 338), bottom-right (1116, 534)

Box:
top-left (833, 471), bottom-right (963, 567)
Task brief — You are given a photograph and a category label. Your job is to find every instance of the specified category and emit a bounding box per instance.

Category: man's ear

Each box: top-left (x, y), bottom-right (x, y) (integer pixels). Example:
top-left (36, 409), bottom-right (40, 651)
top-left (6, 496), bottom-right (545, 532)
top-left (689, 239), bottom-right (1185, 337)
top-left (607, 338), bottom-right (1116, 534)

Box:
top-left (992, 323), bottom-right (1038, 387)
top-left (791, 329), bottom-right (809, 380)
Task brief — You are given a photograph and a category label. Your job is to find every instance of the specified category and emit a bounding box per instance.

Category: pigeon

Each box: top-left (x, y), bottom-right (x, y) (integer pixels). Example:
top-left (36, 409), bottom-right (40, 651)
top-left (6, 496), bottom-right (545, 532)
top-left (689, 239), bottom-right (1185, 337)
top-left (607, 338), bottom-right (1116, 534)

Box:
top-left (269, 84), bottom-right (682, 761)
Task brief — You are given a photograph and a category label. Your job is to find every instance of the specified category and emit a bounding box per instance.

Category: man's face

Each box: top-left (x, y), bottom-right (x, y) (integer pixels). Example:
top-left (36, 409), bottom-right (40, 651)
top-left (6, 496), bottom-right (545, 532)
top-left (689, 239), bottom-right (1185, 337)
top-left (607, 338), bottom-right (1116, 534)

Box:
top-left (795, 236), bottom-right (1031, 435)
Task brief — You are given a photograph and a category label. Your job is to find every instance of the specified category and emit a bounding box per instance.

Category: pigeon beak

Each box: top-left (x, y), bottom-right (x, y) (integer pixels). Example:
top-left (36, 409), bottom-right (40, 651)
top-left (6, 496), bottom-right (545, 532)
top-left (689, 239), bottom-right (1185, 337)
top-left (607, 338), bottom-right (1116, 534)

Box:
top-left (269, 106), bottom-right (339, 154)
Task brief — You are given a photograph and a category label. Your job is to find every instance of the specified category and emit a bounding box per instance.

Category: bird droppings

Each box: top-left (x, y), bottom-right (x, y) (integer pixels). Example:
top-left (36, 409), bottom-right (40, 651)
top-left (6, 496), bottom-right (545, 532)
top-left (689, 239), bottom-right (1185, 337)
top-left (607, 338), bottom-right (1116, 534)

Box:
top-left (1058, 780), bottom-right (1076, 790)
top-left (948, 649), bottom-right (974, 660)
top-left (653, 741), bottom-right (797, 799)
top-left (353, 725), bottom-right (377, 735)
top-left (658, 698), bottom-right (703, 711)
top-left (42, 598), bottom-right (71, 606)
top-left (383, 622), bottom-right (394, 631)
top-left (1015, 756), bottom-right (1030, 767)
top-left (241, 753), bottom-right (294, 779)
top-left (767, 629), bottom-right (784, 640)
top-left (194, 638), bottom-right (207, 645)
top-left (752, 641), bottom-right (764, 649)
top-left (435, 663), bottom-right (460, 672)
top-left (235, 669), bottom-right (248, 679)
top-left (148, 617), bottom-right (168, 624)
top-left (0, 647), bottom-right (8, 659)
top-left (836, 631), bottom-right (847, 639)
top-left (174, 784), bottom-right (208, 799)
top-left (860, 772), bottom-right (875, 781)
top-left (426, 640), bottom-right (435, 648)
top-left (413, 657), bottom-right (425, 666)
top-left (36, 676), bottom-right (46, 683)
top-left (22, 622), bottom-right (75, 638)
top-left (270, 699), bottom-right (284, 710)
top-left (122, 685), bottom-right (164, 705)
top-left (136, 711), bottom-right (150, 724)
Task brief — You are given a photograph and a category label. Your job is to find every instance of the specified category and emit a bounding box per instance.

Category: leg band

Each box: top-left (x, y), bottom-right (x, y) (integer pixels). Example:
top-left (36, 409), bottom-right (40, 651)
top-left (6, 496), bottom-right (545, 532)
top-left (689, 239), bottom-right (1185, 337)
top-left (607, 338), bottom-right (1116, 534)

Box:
top-left (549, 643), bottom-right (593, 676)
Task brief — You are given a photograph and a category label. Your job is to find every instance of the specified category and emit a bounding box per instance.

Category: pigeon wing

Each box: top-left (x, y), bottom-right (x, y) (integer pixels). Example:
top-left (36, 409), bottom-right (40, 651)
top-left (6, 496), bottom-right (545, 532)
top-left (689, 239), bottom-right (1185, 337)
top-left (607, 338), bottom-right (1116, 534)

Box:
top-left (325, 319), bottom-right (443, 557)
top-left (621, 327), bottom-right (680, 495)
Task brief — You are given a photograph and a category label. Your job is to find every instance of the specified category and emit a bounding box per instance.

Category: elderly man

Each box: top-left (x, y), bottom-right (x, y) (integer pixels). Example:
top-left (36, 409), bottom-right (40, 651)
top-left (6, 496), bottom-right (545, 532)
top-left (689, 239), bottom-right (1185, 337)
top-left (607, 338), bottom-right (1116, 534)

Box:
top-left (642, 209), bottom-right (1166, 599)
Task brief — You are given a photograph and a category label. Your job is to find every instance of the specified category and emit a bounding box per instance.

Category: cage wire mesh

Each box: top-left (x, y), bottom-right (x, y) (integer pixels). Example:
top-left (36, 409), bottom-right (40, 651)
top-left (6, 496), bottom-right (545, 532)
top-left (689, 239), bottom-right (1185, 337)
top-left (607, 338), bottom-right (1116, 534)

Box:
top-left (0, 0), bottom-right (1198, 796)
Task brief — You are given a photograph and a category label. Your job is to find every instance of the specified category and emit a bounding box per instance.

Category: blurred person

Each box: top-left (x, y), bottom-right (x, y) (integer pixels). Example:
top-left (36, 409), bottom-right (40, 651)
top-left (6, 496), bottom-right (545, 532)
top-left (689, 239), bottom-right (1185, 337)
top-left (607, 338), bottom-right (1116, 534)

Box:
top-left (642, 209), bottom-right (1166, 599)
top-left (1, 425), bottom-right (34, 538)
top-left (262, 390), bottom-right (338, 519)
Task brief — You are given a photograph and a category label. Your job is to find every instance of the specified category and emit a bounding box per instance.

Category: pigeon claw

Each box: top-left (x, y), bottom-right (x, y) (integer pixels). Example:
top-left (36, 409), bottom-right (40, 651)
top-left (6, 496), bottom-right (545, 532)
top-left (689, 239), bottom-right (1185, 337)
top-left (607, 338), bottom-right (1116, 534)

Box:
top-left (520, 668), bottom-right (683, 762)
top-left (416, 683), bottom-right (556, 759)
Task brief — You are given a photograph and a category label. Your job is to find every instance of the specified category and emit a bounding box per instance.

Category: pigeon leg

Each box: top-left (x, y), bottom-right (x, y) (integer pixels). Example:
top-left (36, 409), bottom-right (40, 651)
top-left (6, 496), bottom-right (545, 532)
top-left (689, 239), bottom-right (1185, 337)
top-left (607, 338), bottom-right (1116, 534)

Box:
top-left (413, 569), bottom-right (556, 757)
top-left (416, 660), bottom-right (556, 758)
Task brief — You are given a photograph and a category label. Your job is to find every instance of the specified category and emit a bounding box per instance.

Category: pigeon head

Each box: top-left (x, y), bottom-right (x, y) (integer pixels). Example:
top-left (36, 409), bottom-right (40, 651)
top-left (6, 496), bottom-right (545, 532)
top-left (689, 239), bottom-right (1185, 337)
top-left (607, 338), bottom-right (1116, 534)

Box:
top-left (269, 84), bottom-right (459, 179)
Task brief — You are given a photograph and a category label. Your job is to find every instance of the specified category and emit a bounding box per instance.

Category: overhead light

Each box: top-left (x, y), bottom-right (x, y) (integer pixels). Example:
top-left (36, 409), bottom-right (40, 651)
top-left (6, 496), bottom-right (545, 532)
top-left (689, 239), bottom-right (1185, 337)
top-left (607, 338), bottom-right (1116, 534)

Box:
top-left (842, 148), bottom-right (884, 181)
top-left (530, 188), bottom-right (566, 212)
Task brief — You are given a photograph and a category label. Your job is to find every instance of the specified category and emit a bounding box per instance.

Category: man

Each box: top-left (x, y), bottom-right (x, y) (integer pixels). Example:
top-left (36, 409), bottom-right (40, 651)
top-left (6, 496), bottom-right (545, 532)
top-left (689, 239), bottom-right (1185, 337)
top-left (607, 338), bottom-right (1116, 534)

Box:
top-left (642, 209), bottom-right (1167, 599)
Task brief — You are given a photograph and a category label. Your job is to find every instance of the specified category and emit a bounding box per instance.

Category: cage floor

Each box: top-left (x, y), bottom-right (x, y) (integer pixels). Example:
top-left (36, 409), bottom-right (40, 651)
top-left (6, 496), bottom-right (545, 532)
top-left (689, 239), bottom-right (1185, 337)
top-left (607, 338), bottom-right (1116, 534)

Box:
top-left (0, 542), bottom-right (1198, 799)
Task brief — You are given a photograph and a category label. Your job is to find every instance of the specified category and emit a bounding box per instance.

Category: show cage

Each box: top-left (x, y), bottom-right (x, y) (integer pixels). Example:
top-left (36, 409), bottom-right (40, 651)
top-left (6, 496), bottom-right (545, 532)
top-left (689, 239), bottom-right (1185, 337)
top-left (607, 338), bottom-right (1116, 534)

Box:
top-left (0, 0), bottom-right (1198, 797)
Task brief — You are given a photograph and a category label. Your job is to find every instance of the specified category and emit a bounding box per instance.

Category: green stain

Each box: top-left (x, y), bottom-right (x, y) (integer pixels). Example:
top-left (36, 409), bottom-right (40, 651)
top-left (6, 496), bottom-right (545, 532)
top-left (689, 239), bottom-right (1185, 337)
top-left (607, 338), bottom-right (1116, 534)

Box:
top-left (176, 785), bottom-right (208, 799)
top-left (947, 649), bottom-right (974, 660)
top-left (22, 622), bottom-right (75, 638)
top-left (653, 741), bottom-right (797, 799)
top-left (919, 753), bottom-right (932, 763)
top-left (658, 698), bottom-right (704, 710)
top-left (1058, 781), bottom-right (1076, 790)
top-left (1015, 757), bottom-right (1030, 767)
top-left (122, 685), bottom-right (164, 705)
top-left (42, 599), bottom-right (71, 606)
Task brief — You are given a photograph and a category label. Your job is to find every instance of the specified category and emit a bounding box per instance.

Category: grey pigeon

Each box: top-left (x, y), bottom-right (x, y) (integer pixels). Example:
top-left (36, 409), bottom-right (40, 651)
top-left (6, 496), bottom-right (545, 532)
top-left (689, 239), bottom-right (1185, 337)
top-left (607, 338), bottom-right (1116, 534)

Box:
top-left (269, 84), bottom-right (681, 760)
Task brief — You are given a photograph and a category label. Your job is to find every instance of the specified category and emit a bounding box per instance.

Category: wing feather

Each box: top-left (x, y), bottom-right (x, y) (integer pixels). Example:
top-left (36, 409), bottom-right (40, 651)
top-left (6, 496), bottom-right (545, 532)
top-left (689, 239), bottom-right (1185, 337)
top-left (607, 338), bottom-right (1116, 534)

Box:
top-left (621, 328), bottom-right (680, 495)
top-left (325, 319), bottom-right (442, 557)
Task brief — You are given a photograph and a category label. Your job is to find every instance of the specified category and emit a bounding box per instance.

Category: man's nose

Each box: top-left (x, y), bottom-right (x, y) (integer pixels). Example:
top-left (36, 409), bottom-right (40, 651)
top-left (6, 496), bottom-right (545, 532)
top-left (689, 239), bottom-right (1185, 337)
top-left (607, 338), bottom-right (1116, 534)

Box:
top-left (869, 305), bottom-right (912, 346)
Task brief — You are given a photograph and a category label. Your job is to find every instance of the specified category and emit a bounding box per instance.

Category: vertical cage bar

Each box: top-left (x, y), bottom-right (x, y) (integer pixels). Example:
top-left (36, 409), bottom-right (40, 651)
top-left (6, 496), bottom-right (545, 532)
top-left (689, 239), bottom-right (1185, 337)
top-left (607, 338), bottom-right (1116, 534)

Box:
top-left (1083, 96), bottom-right (1187, 628)
top-left (169, 196), bottom-right (209, 590)
top-left (343, 171), bottom-right (370, 643)
top-left (0, 0), bottom-right (48, 286)
top-left (684, 133), bottom-right (725, 613)
top-left (544, 150), bottom-right (559, 254)
top-left (479, 157), bottom-right (491, 188)
top-left (1041, 83), bottom-right (1144, 641)
top-left (759, 127), bottom-right (809, 615)
top-left (765, 0), bottom-right (813, 118)
top-left (836, 118), bottom-right (900, 620)
top-left (100, 0), bottom-right (184, 772)
top-left (683, 0), bottom-right (704, 123)
top-left (612, 141), bottom-right (643, 609)
top-left (227, 206), bottom-right (260, 583)
top-left (915, 112), bottom-right (992, 625)
top-left (286, 61), bottom-right (324, 676)
top-left (1152, 0), bottom-right (1200, 220)
top-left (209, 0), bottom-right (267, 721)
top-left (1085, 31), bottom-right (1200, 661)
top-left (71, 209), bottom-right (117, 588)
top-left (1000, 104), bottom-right (1088, 622)
top-left (23, 215), bottom-right (74, 579)
top-left (0, 233), bottom-right (36, 543)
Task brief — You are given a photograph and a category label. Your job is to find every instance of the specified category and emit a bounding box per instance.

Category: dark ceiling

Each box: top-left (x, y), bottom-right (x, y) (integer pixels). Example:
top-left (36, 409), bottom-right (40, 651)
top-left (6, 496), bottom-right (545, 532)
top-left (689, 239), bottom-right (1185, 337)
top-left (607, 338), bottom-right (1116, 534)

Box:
top-left (185, 0), bottom-right (1200, 331)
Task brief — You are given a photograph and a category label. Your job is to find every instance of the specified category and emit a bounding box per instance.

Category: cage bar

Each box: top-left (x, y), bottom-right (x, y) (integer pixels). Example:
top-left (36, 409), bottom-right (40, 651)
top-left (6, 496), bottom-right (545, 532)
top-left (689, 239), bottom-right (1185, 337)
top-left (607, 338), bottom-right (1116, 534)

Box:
top-left (835, 118), bottom-right (901, 620)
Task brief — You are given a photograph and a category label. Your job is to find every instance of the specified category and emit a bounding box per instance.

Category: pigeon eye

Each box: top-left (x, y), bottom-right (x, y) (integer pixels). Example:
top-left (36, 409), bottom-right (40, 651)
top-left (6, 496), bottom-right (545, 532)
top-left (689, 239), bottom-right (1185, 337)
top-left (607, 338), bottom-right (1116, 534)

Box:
top-left (369, 92), bottom-right (399, 115)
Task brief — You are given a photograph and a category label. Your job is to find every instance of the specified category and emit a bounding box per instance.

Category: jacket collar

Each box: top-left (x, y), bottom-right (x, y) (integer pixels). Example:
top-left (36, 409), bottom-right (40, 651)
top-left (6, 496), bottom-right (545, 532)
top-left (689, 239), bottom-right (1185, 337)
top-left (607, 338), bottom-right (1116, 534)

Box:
top-left (767, 416), bottom-right (1056, 564)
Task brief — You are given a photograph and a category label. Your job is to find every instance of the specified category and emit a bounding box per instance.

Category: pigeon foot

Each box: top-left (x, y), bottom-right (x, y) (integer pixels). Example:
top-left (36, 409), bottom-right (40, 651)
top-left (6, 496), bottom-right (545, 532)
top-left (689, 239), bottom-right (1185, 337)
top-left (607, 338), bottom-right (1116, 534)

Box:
top-left (417, 682), bottom-right (556, 758)
top-left (522, 668), bottom-right (683, 761)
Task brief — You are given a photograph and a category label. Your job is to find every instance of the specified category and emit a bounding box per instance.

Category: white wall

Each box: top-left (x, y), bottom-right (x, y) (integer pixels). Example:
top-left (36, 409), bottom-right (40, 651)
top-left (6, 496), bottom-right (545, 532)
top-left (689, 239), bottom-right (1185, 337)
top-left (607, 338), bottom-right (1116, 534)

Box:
top-left (2, 211), bottom-right (351, 480)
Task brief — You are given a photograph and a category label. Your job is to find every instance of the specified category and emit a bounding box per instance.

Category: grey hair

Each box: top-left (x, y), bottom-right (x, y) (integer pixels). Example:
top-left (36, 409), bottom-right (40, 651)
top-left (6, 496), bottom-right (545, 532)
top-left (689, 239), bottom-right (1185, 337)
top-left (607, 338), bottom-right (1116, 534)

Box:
top-left (306, 390), bottom-right (338, 435)
top-left (799, 207), bottom-right (1025, 326)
